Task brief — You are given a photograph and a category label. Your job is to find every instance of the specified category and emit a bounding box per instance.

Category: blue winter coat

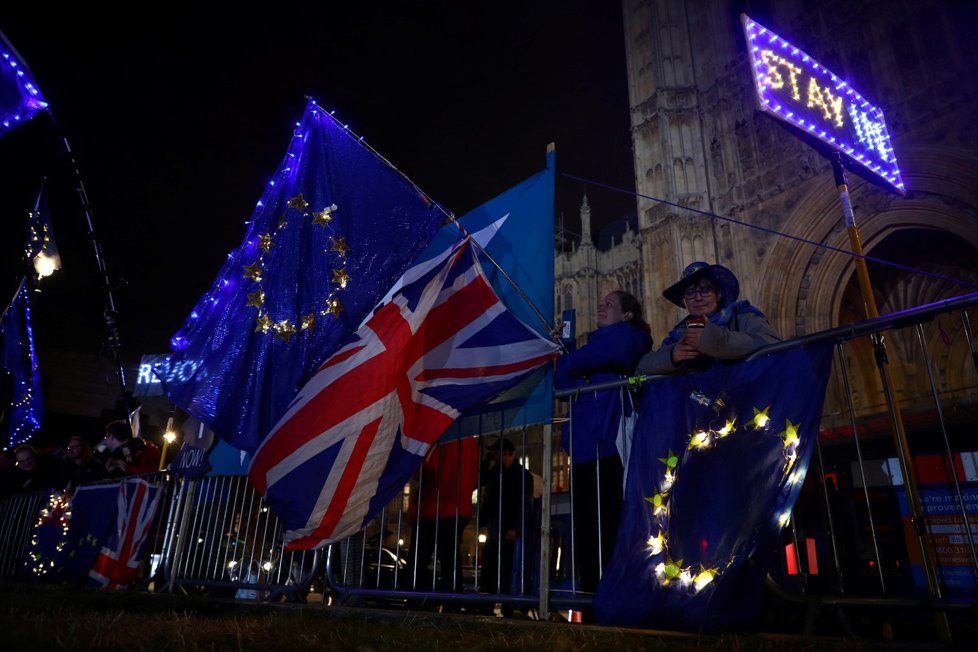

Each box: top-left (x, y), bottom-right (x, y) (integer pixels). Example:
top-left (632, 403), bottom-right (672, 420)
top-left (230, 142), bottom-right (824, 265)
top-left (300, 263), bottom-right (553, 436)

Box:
top-left (555, 321), bottom-right (653, 463)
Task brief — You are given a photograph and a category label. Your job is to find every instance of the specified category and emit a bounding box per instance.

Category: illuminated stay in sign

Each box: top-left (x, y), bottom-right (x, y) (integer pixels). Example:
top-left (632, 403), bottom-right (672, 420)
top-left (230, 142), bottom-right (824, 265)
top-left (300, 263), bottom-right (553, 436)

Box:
top-left (741, 15), bottom-right (904, 194)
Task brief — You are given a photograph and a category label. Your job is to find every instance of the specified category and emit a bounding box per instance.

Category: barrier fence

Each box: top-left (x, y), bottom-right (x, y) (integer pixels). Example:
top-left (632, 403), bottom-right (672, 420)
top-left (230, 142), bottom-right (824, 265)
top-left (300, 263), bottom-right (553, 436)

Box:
top-left (0, 292), bottom-right (975, 637)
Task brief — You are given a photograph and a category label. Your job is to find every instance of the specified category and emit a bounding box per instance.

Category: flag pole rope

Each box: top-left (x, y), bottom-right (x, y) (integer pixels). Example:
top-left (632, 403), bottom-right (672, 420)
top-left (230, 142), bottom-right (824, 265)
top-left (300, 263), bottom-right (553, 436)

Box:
top-left (560, 172), bottom-right (978, 291)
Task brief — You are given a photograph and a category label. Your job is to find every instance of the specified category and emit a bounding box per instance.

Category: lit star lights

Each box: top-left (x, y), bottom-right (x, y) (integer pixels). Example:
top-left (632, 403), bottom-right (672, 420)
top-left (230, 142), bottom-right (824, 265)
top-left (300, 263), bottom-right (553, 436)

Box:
top-left (642, 396), bottom-right (804, 593)
top-left (242, 191), bottom-right (352, 339)
top-left (27, 492), bottom-right (71, 577)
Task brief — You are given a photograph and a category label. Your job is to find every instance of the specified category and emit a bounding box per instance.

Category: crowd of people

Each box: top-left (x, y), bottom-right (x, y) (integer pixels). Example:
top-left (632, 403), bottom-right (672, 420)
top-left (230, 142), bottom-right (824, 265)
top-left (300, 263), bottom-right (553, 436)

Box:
top-left (0, 420), bottom-right (162, 497)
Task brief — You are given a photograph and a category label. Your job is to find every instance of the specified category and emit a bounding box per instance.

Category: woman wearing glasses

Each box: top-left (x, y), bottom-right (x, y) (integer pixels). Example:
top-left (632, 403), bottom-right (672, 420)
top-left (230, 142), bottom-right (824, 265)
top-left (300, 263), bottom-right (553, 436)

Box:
top-left (636, 262), bottom-right (779, 375)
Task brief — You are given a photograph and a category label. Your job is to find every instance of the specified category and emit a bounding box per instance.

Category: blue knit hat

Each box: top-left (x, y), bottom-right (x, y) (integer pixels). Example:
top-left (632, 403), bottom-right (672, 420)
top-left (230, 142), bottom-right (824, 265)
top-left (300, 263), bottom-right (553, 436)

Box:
top-left (662, 262), bottom-right (740, 308)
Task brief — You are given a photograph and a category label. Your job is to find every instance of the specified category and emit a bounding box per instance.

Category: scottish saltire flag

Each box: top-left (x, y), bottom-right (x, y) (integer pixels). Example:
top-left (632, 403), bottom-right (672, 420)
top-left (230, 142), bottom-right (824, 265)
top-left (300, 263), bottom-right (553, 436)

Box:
top-left (156, 99), bottom-right (445, 453)
top-left (89, 478), bottom-right (162, 589)
top-left (250, 239), bottom-right (560, 550)
top-left (0, 31), bottom-right (47, 138)
top-left (594, 342), bottom-right (834, 631)
top-left (1, 278), bottom-right (43, 447)
top-left (397, 148), bottom-right (556, 436)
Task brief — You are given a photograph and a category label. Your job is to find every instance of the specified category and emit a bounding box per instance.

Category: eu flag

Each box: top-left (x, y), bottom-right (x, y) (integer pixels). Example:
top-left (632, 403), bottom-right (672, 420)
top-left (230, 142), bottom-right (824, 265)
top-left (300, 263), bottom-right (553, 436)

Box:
top-left (594, 342), bottom-right (834, 631)
top-left (0, 30), bottom-right (47, 138)
top-left (157, 100), bottom-right (445, 453)
top-left (1, 279), bottom-right (43, 447)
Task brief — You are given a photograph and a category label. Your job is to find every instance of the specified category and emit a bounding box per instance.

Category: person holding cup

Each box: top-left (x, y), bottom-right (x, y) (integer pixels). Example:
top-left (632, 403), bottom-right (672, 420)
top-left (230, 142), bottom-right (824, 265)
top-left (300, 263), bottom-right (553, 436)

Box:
top-left (636, 262), bottom-right (780, 375)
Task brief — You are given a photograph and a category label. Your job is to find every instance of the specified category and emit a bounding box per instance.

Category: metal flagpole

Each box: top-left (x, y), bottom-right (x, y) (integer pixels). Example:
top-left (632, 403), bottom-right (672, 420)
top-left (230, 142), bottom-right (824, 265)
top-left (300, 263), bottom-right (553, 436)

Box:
top-left (56, 130), bottom-right (134, 427)
top-left (832, 154), bottom-right (950, 640)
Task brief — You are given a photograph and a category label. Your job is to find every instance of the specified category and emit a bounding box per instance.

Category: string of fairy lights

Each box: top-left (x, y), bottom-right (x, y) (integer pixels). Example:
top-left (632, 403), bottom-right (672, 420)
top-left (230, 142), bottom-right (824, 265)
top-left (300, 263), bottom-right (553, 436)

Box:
top-left (643, 402), bottom-right (805, 592)
top-left (26, 491), bottom-right (70, 577)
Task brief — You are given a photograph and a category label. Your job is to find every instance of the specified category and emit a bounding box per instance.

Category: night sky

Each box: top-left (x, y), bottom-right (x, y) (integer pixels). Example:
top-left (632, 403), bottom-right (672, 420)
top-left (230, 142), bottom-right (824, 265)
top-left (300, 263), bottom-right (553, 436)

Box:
top-left (0, 2), bottom-right (635, 360)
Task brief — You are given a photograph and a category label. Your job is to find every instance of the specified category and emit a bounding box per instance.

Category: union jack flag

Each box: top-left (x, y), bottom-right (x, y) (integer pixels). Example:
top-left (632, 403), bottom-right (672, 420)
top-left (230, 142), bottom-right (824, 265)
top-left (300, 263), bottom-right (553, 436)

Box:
top-left (88, 478), bottom-right (162, 589)
top-left (250, 238), bottom-right (560, 550)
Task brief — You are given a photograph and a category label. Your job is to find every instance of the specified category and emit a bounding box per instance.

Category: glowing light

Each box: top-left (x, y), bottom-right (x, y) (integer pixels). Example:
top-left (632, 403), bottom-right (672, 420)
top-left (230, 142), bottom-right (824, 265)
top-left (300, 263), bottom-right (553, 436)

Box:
top-left (262, 561), bottom-right (273, 572)
top-left (750, 406), bottom-right (771, 429)
top-left (678, 569), bottom-right (693, 588)
top-left (33, 252), bottom-right (59, 278)
top-left (647, 532), bottom-right (665, 556)
top-left (693, 569), bottom-right (717, 592)
top-left (778, 512), bottom-right (791, 528)
top-left (478, 533), bottom-right (487, 544)
top-left (689, 430), bottom-right (711, 449)
top-left (163, 430), bottom-right (177, 444)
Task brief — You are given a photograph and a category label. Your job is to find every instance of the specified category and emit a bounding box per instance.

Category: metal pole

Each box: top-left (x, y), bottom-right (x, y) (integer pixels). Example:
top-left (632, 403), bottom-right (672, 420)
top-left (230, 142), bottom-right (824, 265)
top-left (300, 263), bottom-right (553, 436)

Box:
top-left (832, 155), bottom-right (949, 641)
top-left (915, 323), bottom-right (978, 584)
top-left (58, 135), bottom-right (133, 424)
top-left (538, 422), bottom-right (553, 621)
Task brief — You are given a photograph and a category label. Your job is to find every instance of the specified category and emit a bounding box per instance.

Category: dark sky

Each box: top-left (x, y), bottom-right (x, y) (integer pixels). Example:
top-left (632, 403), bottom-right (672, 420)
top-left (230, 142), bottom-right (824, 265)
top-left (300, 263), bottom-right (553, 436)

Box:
top-left (0, 2), bottom-right (635, 360)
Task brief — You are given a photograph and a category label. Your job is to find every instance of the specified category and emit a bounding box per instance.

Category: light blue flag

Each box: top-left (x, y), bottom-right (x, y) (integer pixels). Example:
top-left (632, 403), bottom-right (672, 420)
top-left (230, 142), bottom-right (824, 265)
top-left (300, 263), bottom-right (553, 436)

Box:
top-left (402, 149), bottom-right (556, 435)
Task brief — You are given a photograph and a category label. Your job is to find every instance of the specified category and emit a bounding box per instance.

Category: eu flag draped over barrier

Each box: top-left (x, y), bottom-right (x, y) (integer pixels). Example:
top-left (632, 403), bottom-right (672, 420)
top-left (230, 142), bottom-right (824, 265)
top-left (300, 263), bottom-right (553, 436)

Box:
top-left (0, 30), bottom-right (47, 138)
top-left (22, 479), bottom-right (161, 590)
top-left (396, 148), bottom-right (556, 436)
top-left (1, 279), bottom-right (43, 447)
top-left (250, 239), bottom-right (560, 550)
top-left (594, 342), bottom-right (834, 630)
top-left (157, 100), bottom-right (445, 453)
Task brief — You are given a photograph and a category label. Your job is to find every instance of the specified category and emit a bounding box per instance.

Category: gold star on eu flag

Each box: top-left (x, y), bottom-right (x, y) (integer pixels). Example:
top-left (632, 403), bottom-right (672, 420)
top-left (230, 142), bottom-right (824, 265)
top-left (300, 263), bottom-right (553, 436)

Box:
top-left (287, 194), bottom-right (309, 210)
top-left (749, 406), bottom-right (771, 429)
top-left (330, 236), bottom-right (350, 256)
top-left (274, 320), bottom-right (296, 343)
top-left (255, 313), bottom-right (273, 333)
top-left (242, 262), bottom-right (262, 282)
top-left (327, 298), bottom-right (343, 317)
top-left (313, 204), bottom-right (337, 226)
top-left (332, 267), bottom-right (351, 288)
top-left (301, 313), bottom-right (315, 331)
top-left (258, 233), bottom-right (274, 252)
top-left (246, 290), bottom-right (264, 309)
top-left (780, 419), bottom-right (800, 448)
top-left (658, 450), bottom-right (679, 470)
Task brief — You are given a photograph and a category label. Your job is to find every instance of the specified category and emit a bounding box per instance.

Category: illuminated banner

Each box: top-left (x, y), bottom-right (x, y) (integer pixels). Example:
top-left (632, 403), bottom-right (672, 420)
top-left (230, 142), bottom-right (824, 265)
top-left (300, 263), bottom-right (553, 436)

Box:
top-left (135, 353), bottom-right (201, 397)
top-left (741, 15), bottom-right (905, 195)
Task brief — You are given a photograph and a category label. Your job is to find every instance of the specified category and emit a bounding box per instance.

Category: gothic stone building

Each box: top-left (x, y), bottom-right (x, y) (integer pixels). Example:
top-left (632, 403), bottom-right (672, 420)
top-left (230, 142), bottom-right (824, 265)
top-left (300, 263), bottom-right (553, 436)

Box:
top-left (559, 1), bottom-right (978, 435)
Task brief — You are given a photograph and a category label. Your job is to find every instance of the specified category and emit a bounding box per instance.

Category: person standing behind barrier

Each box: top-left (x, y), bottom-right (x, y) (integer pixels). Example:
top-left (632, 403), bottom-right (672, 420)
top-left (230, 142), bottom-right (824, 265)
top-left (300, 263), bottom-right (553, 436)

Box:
top-left (554, 290), bottom-right (653, 594)
top-left (95, 420), bottom-right (161, 477)
top-left (479, 436), bottom-right (533, 615)
top-left (64, 436), bottom-right (106, 488)
top-left (12, 445), bottom-right (71, 493)
top-left (410, 437), bottom-right (479, 594)
top-left (636, 262), bottom-right (780, 375)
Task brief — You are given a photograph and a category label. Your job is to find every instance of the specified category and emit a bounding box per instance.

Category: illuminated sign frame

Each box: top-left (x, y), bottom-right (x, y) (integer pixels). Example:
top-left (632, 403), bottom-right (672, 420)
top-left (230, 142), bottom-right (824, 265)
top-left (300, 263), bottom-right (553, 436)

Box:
top-left (742, 15), bottom-right (905, 195)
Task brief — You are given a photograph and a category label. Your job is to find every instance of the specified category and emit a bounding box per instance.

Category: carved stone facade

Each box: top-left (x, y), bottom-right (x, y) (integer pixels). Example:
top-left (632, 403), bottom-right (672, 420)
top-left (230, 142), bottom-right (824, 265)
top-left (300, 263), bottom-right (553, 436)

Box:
top-left (558, 0), bottom-right (978, 429)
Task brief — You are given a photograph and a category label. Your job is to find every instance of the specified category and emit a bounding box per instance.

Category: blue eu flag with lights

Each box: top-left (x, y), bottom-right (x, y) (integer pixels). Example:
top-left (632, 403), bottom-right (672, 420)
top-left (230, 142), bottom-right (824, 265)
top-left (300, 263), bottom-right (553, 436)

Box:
top-left (156, 100), bottom-right (445, 453)
top-left (1, 279), bottom-right (43, 447)
top-left (0, 30), bottom-right (48, 138)
top-left (593, 342), bottom-right (833, 631)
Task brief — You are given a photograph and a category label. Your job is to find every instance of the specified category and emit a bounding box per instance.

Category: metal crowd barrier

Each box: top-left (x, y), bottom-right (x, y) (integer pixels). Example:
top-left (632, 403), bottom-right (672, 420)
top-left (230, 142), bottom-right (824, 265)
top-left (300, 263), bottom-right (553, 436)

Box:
top-left (1, 292), bottom-right (975, 638)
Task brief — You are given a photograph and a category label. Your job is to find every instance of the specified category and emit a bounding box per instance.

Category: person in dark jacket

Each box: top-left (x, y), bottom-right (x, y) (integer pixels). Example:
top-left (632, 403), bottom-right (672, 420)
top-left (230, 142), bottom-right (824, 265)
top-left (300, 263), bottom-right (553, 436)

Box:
top-left (64, 436), bottom-right (106, 488)
top-left (479, 436), bottom-right (533, 614)
top-left (636, 262), bottom-right (780, 375)
top-left (555, 290), bottom-right (653, 593)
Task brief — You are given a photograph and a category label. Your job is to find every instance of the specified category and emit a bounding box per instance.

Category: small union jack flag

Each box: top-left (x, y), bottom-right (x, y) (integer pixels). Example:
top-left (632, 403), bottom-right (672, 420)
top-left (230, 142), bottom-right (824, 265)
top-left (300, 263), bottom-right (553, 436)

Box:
top-left (250, 238), bottom-right (559, 550)
top-left (89, 478), bottom-right (162, 589)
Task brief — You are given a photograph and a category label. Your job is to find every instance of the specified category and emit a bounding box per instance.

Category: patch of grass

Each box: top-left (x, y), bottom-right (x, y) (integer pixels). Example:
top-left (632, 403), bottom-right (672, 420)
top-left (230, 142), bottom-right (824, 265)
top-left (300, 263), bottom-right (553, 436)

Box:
top-left (0, 582), bottom-right (955, 651)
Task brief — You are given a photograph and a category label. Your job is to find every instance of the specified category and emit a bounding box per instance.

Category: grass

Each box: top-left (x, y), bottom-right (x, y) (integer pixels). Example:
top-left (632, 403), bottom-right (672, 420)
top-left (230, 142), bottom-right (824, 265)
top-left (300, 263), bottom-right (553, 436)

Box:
top-left (0, 582), bottom-right (968, 651)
